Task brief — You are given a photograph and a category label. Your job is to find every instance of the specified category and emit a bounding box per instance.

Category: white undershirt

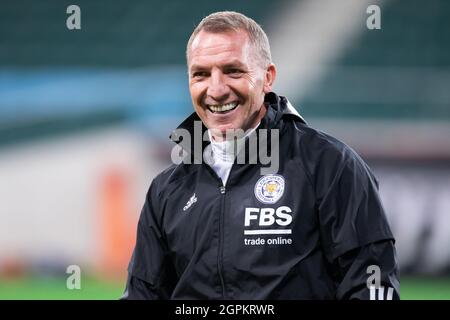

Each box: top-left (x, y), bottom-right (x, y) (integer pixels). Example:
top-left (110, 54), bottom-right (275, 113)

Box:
top-left (204, 124), bottom-right (259, 186)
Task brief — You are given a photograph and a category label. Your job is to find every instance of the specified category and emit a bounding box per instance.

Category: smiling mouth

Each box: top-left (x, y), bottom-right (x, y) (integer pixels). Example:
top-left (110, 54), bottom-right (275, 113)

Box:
top-left (207, 102), bottom-right (239, 114)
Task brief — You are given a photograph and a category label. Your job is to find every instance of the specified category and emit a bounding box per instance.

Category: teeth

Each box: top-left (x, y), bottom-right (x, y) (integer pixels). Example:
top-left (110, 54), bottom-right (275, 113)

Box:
top-left (208, 103), bottom-right (238, 113)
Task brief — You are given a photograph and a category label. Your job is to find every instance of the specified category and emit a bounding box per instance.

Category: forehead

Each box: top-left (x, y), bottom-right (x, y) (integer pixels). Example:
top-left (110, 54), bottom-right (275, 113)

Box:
top-left (188, 30), bottom-right (253, 67)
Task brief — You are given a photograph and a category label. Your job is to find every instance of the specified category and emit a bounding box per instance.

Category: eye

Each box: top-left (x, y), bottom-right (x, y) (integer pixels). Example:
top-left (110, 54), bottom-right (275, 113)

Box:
top-left (226, 68), bottom-right (243, 75)
top-left (225, 68), bottom-right (244, 78)
top-left (192, 71), bottom-right (209, 78)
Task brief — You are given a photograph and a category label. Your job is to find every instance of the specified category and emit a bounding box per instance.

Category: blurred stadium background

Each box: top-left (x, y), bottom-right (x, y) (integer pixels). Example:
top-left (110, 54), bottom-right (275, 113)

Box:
top-left (0, 0), bottom-right (449, 299)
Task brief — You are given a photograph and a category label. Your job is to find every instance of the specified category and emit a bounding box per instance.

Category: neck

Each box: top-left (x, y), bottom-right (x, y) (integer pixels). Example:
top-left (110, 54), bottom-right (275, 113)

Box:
top-left (207, 122), bottom-right (260, 162)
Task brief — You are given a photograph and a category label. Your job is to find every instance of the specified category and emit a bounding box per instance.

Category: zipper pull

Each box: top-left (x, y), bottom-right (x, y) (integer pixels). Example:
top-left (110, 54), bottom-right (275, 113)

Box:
top-left (219, 185), bottom-right (226, 194)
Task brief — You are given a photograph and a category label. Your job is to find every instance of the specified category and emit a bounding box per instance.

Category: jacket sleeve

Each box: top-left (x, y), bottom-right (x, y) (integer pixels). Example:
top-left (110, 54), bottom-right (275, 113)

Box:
top-left (317, 150), bottom-right (400, 299)
top-left (334, 239), bottom-right (400, 300)
top-left (120, 180), bottom-right (177, 300)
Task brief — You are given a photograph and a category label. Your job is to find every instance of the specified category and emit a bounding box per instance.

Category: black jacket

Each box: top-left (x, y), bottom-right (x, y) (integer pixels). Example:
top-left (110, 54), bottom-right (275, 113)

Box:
top-left (122, 92), bottom-right (400, 300)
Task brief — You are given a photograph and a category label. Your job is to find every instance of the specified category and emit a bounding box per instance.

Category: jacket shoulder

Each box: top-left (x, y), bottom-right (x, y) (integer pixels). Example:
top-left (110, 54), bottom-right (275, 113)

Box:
top-left (149, 162), bottom-right (199, 199)
top-left (286, 119), bottom-right (377, 191)
top-left (289, 119), bottom-right (367, 167)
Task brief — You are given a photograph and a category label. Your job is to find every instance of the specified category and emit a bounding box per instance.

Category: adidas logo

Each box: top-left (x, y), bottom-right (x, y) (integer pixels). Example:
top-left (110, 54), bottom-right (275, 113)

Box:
top-left (183, 193), bottom-right (197, 211)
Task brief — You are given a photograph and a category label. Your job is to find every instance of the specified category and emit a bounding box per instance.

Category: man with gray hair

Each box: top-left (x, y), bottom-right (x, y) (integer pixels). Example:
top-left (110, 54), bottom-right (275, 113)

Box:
top-left (122, 11), bottom-right (399, 300)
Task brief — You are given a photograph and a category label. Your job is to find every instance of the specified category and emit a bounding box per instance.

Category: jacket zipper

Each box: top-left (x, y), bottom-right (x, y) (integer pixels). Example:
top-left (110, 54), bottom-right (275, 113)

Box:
top-left (204, 164), bottom-right (230, 298)
top-left (218, 183), bottom-right (227, 298)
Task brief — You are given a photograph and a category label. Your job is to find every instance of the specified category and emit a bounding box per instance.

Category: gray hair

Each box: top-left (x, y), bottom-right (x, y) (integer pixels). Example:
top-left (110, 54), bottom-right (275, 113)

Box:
top-left (186, 11), bottom-right (272, 67)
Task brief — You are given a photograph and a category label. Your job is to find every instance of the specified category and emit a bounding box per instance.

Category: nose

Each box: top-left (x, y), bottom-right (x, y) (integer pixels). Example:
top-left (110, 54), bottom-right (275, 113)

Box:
top-left (206, 70), bottom-right (230, 102)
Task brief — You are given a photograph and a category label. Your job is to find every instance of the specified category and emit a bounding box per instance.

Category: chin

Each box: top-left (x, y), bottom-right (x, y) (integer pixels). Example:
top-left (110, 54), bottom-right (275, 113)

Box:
top-left (208, 126), bottom-right (230, 135)
top-left (208, 124), bottom-right (240, 137)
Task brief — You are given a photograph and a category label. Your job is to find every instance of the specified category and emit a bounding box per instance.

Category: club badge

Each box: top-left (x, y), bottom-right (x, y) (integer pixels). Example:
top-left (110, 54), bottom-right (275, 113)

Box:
top-left (254, 175), bottom-right (285, 204)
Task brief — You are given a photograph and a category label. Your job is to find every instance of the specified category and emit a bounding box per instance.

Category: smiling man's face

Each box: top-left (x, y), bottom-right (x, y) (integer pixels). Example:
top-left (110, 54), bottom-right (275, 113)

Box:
top-left (188, 30), bottom-right (276, 140)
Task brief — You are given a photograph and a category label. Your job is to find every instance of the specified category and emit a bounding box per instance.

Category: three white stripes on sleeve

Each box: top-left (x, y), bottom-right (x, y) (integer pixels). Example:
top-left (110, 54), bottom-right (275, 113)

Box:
top-left (369, 286), bottom-right (394, 300)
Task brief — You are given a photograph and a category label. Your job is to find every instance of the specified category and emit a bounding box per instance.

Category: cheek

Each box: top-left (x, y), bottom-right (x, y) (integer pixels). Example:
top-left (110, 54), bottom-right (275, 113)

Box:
top-left (243, 77), bottom-right (263, 100)
top-left (189, 84), bottom-right (204, 103)
top-left (245, 79), bottom-right (263, 104)
top-left (230, 82), bottom-right (253, 105)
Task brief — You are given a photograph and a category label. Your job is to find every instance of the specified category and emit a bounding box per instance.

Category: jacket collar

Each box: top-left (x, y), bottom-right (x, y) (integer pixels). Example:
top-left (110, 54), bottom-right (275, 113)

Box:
top-left (260, 92), bottom-right (306, 130)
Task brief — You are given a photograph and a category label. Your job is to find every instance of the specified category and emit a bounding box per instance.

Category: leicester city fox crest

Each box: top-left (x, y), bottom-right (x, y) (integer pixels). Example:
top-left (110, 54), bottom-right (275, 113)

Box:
top-left (254, 175), bottom-right (285, 204)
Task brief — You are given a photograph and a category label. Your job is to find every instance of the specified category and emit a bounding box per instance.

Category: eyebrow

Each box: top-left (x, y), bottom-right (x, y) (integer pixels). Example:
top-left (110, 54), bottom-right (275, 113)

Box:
top-left (190, 60), bottom-right (246, 72)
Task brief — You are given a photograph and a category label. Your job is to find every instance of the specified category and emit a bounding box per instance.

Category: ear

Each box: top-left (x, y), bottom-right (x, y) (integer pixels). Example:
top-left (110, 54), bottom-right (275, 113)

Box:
top-left (263, 63), bottom-right (277, 94)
